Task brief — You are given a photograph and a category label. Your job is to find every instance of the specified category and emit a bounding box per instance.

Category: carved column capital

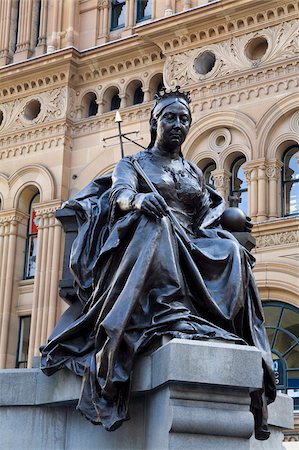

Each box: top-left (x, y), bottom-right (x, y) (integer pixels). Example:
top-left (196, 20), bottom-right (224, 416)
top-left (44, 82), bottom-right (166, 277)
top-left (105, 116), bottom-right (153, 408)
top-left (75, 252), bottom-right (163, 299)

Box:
top-left (265, 160), bottom-right (283, 179)
top-left (98, 0), bottom-right (109, 9)
top-left (211, 169), bottom-right (230, 189)
top-left (34, 201), bottom-right (62, 222)
top-left (0, 209), bottom-right (28, 227)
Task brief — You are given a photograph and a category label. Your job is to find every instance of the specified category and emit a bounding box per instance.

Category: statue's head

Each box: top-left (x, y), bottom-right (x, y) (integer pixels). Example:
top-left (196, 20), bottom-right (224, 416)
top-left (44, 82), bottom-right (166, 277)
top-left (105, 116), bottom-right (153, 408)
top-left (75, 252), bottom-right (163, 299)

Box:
top-left (148, 86), bottom-right (192, 149)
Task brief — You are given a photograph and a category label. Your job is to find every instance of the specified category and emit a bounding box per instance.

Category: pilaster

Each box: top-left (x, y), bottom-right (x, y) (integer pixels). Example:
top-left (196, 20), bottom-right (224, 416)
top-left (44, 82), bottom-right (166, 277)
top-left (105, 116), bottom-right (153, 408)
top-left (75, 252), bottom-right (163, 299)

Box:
top-left (0, 210), bottom-right (28, 368)
top-left (14, 0), bottom-right (34, 62)
top-left (35, 0), bottom-right (48, 55)
top-left (96, 0), bottom-right (109, 45)
top-left (27, 201), bottom-right (62, 367)
top-left (0, 0), bottom-right (12, 65)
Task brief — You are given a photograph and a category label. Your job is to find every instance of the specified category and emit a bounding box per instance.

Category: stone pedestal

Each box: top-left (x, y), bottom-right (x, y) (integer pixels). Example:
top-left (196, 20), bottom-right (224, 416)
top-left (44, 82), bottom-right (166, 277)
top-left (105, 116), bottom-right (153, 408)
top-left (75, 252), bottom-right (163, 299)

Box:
top-left (0, 339), bottom-right (293, 449)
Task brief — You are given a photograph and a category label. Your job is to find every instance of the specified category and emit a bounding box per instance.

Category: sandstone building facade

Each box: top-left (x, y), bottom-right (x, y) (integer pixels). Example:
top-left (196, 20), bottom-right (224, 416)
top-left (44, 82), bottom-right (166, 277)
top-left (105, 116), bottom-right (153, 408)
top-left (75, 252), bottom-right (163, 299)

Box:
top-left (0, 0), bottom-right (298, 442)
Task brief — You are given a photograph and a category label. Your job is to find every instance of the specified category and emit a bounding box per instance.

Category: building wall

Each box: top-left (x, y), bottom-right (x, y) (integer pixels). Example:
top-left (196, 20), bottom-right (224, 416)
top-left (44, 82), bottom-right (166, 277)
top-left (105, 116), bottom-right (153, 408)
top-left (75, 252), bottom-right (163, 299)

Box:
top-left (0, 0), bottom-right (298, 440)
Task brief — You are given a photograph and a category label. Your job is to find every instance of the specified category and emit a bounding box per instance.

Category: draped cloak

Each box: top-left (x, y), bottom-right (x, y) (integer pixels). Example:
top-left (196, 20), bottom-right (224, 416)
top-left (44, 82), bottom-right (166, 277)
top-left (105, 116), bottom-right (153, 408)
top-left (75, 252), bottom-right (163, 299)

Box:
top-left (40, 150), bottom-right (276, 433)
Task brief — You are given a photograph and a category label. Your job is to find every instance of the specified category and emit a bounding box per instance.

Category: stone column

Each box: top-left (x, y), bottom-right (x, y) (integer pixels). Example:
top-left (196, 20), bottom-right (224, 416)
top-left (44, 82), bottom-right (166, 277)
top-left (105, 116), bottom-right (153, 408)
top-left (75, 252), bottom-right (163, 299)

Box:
top-left (243, 162), bottom-right (259, 222)
top-left (14, 0), bottom-right (34, 62)
top-left (27, 202), bottom-right (62, 367)
top-left (96, 99), bottom-right (105, 115)
top-left (0, 210), bottom-right (28, 368)
top-left (119, 93), bottom-right (127, 109)
top-left (128, 0), bottom-right (135, 28)
top-left (66, 0), bottom-right (76, 47)
top-left (35, 0), bottom-right (48, 55)
top-left (143, 88), bottom-right (151, 103)
top-left (266, 160), bottom-right (283, 219)
top-left (211, 169), bottom-right (230, 206)
top-left (165, 0), bottom-right (173, 16)
top-left (183, 0), bottom-right (192, 10)
top-left (257, 163), bottom-right (268, 222)
top-left (0, 0), bottom-right (12, 65)
top-left (47, 0), bottom-right (61, 52)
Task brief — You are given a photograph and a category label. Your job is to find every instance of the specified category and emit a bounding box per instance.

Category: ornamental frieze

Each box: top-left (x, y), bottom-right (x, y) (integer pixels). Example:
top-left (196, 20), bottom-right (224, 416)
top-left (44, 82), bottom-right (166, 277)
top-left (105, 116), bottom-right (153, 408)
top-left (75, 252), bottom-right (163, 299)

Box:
top-left (255, 230), bottom-right (299, 247)
top-left (164, 20), bottom-right (299, 88)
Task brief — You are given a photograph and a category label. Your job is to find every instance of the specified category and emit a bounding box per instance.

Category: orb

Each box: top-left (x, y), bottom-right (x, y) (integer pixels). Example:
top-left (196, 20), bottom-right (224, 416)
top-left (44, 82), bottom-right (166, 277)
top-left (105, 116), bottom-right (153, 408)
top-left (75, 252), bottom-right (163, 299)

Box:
top-left (220, 207), bottom-right (247, 232)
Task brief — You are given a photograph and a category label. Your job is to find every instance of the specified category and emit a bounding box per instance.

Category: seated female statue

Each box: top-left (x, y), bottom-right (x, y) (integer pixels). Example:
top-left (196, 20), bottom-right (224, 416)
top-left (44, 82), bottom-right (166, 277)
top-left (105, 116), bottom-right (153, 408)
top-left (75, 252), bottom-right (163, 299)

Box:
top-left (41, 88), bottom-right (276, 439)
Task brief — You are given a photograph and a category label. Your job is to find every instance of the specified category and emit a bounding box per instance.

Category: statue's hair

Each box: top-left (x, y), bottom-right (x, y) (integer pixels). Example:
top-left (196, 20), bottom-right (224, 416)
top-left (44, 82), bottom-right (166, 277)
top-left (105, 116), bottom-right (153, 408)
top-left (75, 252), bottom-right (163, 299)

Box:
top-left (148, 85), bottom-right (192, 149)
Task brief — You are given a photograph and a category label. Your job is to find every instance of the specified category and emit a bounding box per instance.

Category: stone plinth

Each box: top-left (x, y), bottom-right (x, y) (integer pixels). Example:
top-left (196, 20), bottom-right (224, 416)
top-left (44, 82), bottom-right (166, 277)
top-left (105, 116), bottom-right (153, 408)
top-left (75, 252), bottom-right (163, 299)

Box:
top-left (0, 339), bottom-right (293, 449)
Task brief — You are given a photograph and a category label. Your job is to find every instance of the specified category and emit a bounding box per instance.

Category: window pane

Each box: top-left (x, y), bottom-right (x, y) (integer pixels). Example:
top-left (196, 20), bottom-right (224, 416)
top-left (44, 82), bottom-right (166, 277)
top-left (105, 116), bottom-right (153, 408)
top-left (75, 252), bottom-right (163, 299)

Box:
top-left (111, 0), bottom-right (126, 30)
top-left (88, 99), bottom-right (98, 117)
top-left (16, 316), bottom-right (31, 368)
top-left (284, 181), bottom-right (299, 215)
top-left (26, 235), bottom-right (38, 278)
top-left (111, 94), bottom-right (121, 111)
top-left (280, 308), bottom-right (299, 338)
top-left (284, 147), bottom-right (299, 181)
top-left (203, 162), bottom-right (216, 188)
top-left (263, 306), bottom-right (281, 327)
top-left (266, 327), bottom-right (275, 347)
top-left (232, 158), bottom-right (246, 190)
top-left (273, 330), bottom-right (296, 356)
top-left (137, 0), bottom-right (152, 22)
top-left (239, 190), bottom-right (248, 215)
top-left (230, 157), bottom-right (248, 213)
top-left (285, 346), bottom-right (299, 368)
top-left (133, 87), bottom-right (144, 105)
top-left (287, 371), bottom-right (299, 410)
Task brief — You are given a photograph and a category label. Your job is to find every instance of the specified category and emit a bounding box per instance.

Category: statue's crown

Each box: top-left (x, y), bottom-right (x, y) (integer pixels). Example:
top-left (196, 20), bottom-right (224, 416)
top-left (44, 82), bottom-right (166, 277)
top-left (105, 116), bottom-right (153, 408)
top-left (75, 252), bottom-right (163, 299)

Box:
top-left (154, 85), bottom-right (191, 105)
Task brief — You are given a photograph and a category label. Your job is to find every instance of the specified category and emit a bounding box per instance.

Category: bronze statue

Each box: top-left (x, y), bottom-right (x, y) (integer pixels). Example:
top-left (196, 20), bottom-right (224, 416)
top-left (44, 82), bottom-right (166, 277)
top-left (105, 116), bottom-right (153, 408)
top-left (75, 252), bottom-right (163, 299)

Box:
top-left (41, 89), bottom-right (276, 439)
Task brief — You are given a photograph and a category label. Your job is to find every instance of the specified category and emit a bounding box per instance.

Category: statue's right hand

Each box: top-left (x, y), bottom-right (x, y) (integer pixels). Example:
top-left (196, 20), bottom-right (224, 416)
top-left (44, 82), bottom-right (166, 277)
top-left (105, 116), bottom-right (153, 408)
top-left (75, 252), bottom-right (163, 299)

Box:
top-left (133, 193), bottom-right (168, 218)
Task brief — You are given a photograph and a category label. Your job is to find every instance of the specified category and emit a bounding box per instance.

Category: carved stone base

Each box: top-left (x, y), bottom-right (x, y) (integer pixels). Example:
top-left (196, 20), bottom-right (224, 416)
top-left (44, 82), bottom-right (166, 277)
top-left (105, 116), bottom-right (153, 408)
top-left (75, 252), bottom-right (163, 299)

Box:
top-left (0, 340), bottom-right (293, 449)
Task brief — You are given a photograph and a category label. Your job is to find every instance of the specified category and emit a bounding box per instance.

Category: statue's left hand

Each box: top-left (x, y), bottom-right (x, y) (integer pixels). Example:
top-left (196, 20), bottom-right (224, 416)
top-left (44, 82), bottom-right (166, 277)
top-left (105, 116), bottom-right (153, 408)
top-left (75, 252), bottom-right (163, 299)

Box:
top-left (244, 216), bottom-right (253, 233)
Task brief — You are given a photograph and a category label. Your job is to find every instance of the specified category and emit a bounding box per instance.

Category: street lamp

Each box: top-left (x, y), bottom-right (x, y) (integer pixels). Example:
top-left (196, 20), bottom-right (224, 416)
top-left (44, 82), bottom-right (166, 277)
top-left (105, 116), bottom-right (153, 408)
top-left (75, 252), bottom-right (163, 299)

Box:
top-left (115, 110), bottom-right (124, 158)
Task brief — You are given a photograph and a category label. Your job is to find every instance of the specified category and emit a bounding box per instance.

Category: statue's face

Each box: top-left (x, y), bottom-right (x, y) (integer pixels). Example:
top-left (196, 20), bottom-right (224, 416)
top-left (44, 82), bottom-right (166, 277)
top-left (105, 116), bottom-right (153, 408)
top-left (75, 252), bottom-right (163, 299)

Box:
top-left (154, 102), bottom-right (191, 149)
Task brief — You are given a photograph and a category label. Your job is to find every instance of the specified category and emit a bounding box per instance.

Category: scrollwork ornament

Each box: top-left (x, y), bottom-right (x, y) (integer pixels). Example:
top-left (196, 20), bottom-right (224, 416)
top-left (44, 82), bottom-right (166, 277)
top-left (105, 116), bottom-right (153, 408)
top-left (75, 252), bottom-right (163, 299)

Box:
top-left (163, 20), bottom-right (299, 88)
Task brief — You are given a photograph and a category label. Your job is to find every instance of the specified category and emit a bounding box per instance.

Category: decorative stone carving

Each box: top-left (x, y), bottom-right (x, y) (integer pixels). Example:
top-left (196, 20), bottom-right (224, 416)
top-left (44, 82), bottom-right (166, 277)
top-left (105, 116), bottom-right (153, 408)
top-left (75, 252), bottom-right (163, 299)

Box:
top-left (208, 128), bottom-right (231, 153)
top-left (164, 21), bottom-right (299, 88)
top-left (266, 165), bottom-right (281, 179)
top-left (98, 0), bottom-right (109, 9)
top-left (0, 87), bottom-right (67, 132)
top-left (243, 169), bottom-right (252, 184)
top-left (212, 171), bottom-right (230, 189)
top-left (0, 210), bottom-right (28, 227)
top-left (255, 231), bottom-right (299, 248)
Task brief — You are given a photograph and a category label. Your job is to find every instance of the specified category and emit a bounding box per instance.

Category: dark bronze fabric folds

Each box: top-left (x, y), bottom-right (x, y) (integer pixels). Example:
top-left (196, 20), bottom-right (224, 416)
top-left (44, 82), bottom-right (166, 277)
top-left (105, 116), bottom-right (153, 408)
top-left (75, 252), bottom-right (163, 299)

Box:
top-left (40, 153), bottom-right (276, 433)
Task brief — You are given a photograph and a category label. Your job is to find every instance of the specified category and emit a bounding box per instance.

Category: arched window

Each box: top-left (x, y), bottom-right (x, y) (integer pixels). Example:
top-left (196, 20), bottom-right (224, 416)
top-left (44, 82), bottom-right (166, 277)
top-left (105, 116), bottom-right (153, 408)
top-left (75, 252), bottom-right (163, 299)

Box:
top-left (133, 86), bottom-right (144, 105)
top-left (156, 80), bottom-right (165, 95)
top-left (263, 301), bottom-right (299, 410)
top-left (282, 145), bottom-right (299, 217)
top-left (136, 0), bottom-right (152, 23)
top-left (82, 92), bottom-right (98, 118)
top-left (111, 93), bottom-right (121, 111)
top-left (111, 0), bottom-right (126, 30)
top-left (230, 156), bottom-right (248, 214)
top-left (24, 193), bottom-right (40, 279)
top-left (203, 161), bottom-right (216, 188)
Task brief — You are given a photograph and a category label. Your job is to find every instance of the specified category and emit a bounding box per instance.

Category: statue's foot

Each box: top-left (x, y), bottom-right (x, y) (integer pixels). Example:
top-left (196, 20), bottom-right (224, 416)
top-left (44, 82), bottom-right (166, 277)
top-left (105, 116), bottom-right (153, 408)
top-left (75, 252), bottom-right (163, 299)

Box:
top-left (255, 427), bottom-right (271, 440)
